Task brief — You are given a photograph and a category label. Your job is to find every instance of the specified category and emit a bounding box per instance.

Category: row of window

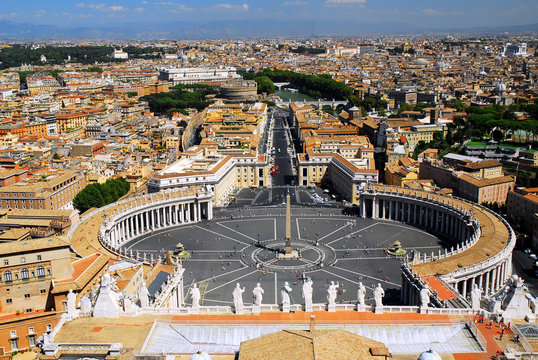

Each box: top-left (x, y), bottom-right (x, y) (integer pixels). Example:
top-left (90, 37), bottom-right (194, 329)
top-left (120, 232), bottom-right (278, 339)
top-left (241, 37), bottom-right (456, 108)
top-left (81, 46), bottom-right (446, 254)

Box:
top-left (2, 266), bottom-right (47, 282)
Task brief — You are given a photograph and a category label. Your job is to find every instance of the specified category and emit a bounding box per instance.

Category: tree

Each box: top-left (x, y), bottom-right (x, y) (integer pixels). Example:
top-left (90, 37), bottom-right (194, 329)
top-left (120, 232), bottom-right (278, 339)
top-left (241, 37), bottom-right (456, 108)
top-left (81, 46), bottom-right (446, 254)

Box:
top-left (253, 76), bottom-right (275, 94)
top-left (492, 129), bottom-right (504, 142)
top-left (177, 120), bottom-right (188, 128)
top-left (73, 177), bottom-right (130, 213)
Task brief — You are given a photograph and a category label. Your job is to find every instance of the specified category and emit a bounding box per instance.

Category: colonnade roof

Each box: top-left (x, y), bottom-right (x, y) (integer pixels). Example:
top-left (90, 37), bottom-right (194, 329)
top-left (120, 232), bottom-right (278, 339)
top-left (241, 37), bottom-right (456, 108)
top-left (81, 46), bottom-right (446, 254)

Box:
top-left (412, 203), bottom-right (509, 277)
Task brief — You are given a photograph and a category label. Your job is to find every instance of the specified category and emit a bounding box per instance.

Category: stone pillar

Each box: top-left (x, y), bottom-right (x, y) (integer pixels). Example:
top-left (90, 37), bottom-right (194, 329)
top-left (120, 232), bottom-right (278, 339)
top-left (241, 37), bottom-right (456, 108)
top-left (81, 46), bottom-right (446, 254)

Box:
top-left (395, 201), bottom-right (400, 221)
top-left (478, 273), bottom-right (483, 290)
top-left (372, 198), bottom-right (378, 219)
top-left (180, 204), bottom-right (185, 223)
top-left (134, 214), bottom-right (139, 236)
top-left (157, 208), bottom-right (161, 228)
top-left (462, 279), bottom-right (467, 299)
top-left (145, 211), bottom-right (149, 232)
top-left (389, 200), bottom-right (393, 220)
top-left (129, 216), bottom-right (134, 238)
top-left (485, 271), bottom-right (490, 295)
top-left (197, 202), bottom-right (201, 221)
top-left (490, 268), bottom-right (497, 293)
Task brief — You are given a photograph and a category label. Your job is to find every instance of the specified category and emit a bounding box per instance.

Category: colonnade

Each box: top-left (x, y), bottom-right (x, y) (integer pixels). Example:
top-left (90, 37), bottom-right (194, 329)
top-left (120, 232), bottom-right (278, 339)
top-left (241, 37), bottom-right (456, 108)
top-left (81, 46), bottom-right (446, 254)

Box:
top-left (361, 196), bottom-right (473, 244)
top-left (101, 190), bottom-right (213, 252)
top-left (360, 184), bottom-right (515, 303)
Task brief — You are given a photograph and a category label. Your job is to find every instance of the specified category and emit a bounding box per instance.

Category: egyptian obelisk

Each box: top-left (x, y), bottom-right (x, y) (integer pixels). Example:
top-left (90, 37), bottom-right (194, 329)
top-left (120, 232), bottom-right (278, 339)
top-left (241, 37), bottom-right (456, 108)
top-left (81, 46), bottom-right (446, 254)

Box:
top-left (285, 187), bottom-right (292, 254)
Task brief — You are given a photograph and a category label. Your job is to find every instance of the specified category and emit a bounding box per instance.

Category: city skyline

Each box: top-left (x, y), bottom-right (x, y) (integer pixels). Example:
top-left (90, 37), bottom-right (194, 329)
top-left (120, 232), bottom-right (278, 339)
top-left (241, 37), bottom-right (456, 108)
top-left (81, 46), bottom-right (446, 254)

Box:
top-left (1, 0), bottom-right (537, 34)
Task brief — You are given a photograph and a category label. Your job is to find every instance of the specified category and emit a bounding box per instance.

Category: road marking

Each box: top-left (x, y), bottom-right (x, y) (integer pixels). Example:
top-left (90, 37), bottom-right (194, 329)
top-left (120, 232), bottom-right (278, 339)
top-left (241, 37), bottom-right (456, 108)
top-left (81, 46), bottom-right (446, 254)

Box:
top-left (216, 222), bottom-right (258, 242)
top-left (332, 266), bottom-right (401, 287)
top-left (325, 222), bottom-right (379, 245)
top-left (203, 269), bottom-right (258, 295)
top-left (193, 225), bottom-right (250, 245)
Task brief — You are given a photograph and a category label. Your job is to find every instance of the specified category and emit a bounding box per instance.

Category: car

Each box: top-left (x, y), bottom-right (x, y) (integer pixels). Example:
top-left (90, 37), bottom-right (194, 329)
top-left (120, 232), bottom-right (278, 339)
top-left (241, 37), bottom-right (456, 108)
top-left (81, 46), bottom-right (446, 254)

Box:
top-left (531, 254), bottom-right (537, 260)
top-left (525, 248), bottom-right (532, 254)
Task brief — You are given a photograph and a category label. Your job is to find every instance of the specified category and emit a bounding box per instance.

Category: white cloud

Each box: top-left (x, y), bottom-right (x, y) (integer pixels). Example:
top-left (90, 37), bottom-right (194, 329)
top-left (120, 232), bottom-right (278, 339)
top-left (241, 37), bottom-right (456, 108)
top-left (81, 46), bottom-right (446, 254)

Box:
top-left (214, 3), bottom-right (250, 11)
top-left (109, 5), bottom-right (127, 11)
top-left (284, 1), bottom-right (309, 5)
top-left (154, 2), bottom-right (193, 11)
top-left (142, 0), bottom-right (148, 4)
top-left (325, 0), bottom-right (366, 6)
top-left (134, 7), bottom-right (144, 12)
top-left (76, 3), bottom-right (126, 11)
top-left (34, 10), bottom-right (47, 17)
top-left (422, 8), bottom-right (444, 16)
top-left (0, 12), bottom-right (18, 19)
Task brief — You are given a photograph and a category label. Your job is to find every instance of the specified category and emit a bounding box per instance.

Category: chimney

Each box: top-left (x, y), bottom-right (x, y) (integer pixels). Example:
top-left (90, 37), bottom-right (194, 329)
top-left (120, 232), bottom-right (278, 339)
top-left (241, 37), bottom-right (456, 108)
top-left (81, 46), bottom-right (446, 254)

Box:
top-left (310, 315), bottom-right (315, 333)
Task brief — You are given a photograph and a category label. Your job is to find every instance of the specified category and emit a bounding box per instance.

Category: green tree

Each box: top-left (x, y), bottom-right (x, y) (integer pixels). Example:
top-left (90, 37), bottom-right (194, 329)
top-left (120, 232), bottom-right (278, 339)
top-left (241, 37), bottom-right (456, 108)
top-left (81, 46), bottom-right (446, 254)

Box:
top-left (253, 76), bottom-right (275, 94)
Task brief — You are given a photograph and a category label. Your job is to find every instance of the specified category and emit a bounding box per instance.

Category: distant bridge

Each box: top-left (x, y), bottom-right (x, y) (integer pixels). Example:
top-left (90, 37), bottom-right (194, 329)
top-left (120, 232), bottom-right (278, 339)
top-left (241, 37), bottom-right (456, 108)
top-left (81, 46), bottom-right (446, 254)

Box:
top-left (275, 99), bottom-right (348, 109)
top-left (273, 82), bottom-right (290, 90)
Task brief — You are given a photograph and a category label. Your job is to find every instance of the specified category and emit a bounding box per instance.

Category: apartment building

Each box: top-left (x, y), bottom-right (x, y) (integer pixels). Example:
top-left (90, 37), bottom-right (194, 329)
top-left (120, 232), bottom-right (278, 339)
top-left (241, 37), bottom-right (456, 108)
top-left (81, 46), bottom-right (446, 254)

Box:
top-left (506, 187), bottom-right (538, 239)
top-left (0, 170), bottom-right (85, 210)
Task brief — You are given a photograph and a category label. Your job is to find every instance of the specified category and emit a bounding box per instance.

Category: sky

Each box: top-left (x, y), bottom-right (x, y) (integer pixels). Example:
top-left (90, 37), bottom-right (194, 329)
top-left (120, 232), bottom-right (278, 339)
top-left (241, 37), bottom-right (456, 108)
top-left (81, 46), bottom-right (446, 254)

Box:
top-left (1, 0), bottom-right (537, 29)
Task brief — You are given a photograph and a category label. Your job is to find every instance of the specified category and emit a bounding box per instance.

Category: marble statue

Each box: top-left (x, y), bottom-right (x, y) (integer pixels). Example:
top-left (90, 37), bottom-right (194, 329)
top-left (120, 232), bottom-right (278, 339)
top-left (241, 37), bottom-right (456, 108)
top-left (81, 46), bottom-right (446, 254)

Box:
top-left (67, 289), bottom-right (77, 316)
top-left (281, 282), bottom-right (292, 306)
top-left (302, 278), bottom-right (313, 312)
top-left (420, 282), bottom-right (431, 308)
top-left (190, 283), bottom-right (201, 308)
top-left (471, 283), bottom-right (482, 311)
top-left (357, 282), bottom-right (366, 306)
top-left (252, 283), bottom-right (264, 307)
top-left (139, 282), bottom-right (150, 308)
top-left (232, 283), bottom-right (245, 313)
top-left (374, 283), bottom-right (385, 308)
top-left (327, 281), bottom-right (339, 306)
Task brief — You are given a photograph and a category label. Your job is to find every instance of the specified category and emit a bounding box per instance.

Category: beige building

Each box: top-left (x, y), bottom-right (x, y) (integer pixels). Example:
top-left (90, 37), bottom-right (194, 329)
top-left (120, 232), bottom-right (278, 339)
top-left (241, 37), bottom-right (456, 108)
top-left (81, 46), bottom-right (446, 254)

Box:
top-left (507, 187), bottom-right (538, 241)
top-left (0, 170), bottom-right (85, 210)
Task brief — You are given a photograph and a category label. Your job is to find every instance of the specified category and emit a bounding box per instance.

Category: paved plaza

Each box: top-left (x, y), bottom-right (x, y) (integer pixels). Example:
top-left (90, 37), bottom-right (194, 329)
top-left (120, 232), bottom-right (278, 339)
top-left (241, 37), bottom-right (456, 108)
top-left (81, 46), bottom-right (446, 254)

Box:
top-left (125, 198), bottom-right (445, 307)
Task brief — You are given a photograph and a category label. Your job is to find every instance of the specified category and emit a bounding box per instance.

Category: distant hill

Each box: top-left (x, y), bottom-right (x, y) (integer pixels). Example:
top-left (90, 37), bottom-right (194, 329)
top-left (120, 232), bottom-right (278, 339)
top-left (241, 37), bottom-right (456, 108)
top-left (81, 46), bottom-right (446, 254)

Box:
top-left (0, 19), bottom-right (536, 40)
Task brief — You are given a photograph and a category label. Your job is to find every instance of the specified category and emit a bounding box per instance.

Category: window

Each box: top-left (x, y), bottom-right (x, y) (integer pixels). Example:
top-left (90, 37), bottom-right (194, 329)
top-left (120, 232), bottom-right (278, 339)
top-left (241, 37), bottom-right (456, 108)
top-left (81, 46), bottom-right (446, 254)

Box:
top-left (25, 308), bottom-right (32, 313)
top-left (4, 260), bottom-right (8, 266)
top-left (40, 289), bottom-right (46, 294)
top-left (6, 298), bottom-right (12, 304)
top-left (37, 266), bottom-right (45, 278)
top-left (28, 327), bottom-right (34, 334)
top-left (21, 268), bottom-right (29, 280)
top-left (4, 271), bottom-right (12, 283)
top-left (37, 255), bottom-right (42, 261)
top-left (28, 335), bottom-right (35, 347)
top-left (10, 339), bottom-right (17, 351)
top-left (10, 330), bottom-right (16, 338)
top-left (46, 324), bottom-right (52, 331)
top-left (24, 294), bottom-right (30, 299)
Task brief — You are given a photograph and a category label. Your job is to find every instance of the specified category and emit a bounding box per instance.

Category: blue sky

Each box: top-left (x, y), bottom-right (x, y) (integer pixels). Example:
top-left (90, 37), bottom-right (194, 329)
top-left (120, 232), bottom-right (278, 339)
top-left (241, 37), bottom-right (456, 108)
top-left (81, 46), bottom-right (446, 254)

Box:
top-left (1, 0), bottom-right (537, 28)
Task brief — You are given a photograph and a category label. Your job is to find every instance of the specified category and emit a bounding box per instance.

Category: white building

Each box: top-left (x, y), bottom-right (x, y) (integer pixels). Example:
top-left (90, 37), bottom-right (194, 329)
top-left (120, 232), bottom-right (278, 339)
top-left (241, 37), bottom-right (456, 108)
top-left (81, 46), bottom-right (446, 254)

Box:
top-left (112, 48), bottom-right (128, 59)
top-left (158, 67), bottom-right (240, 85)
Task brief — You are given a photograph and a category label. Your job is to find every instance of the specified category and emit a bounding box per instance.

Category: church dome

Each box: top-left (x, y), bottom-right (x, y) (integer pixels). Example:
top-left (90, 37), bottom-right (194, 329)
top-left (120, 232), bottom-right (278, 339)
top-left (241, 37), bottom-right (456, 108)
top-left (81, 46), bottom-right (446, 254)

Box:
top-left (496, 82), bottom-right (506, 92)
top-left (417, 349), bottom-right (442, 360)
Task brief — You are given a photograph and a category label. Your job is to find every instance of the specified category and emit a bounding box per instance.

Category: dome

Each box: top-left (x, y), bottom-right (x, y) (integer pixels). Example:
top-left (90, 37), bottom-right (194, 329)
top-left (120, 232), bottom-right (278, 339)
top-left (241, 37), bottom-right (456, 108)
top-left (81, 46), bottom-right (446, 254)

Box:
top-left (496, 82), bottom-right (506, 92)
top-left (190, 351), bottom-right (212, 360)
top-left (417, 349), bottom-right (442, 360)
top-left (413, 58), bottom-right (429, 65)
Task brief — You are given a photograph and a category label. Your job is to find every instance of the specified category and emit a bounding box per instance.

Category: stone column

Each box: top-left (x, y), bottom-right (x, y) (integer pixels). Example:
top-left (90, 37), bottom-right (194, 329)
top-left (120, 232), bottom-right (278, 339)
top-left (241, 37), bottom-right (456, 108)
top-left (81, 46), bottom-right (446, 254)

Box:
top-left (145, 211), bottom-right (149, 232)
top-left (372, 198), bottom-right (377, 219)
top-left (180, 204), bottom-right (184, 223)
top-left (462, 279), bottom-right (467, 299)
top-left (490, 268), bottom-right (497, 293)
top-left (129, 216), bottom-right (134, 238)
top-left (389, 200), bottom-right (393, 220)
top-left (478, 273), bottom-right (483, 290)
top-left (485, 271), bottom-right (490, 295)
top-left (157, 208), bottom-right (161, 228)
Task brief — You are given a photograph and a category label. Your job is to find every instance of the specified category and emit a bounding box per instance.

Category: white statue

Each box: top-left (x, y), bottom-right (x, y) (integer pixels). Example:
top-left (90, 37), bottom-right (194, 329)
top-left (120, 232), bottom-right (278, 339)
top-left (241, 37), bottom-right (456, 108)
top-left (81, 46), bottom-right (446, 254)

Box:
top-left (471, 283), bottom-right (482, 311)
top-left (190, 283), bottom-right (201, 308)
top-left (420, 282), bottom-right (431, 308)
top-left (327, 281), bottom-right (339, 306)
top-left (374, 283), bottom-right (385, 308)
top-left (281, 281), bottom-right (292, 306)
top-left (139, 282), bottom-right (150, 308)
top-left (232, 283), bottom-right (245, 313)
top-left (67, 289), bottom-right (77, 316)
top-left (252, 283), bottom-right (264, 307)
top-left (302, 278), bottom-right (313, 311)
top-left (357, 282), bottom-right (366, 306)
